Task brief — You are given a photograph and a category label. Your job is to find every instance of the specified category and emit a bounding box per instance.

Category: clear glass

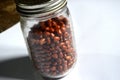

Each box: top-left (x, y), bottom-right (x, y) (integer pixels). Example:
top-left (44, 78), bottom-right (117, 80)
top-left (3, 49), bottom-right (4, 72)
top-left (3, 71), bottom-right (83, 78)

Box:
top-left (20, 7), bottom-right (77, 78)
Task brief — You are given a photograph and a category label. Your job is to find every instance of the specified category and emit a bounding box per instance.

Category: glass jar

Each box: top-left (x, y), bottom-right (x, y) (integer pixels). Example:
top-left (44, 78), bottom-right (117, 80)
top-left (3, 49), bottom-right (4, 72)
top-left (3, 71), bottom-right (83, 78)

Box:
top-left (15, 0), bottom-right (77, 78)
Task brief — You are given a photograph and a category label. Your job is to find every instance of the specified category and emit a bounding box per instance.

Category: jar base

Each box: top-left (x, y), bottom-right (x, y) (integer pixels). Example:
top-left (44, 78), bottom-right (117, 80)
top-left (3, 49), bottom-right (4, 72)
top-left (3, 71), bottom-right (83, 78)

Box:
top-left (42, 76), bottom-right (65, 80)
top-left (33, 69), bottom-right (66, 80)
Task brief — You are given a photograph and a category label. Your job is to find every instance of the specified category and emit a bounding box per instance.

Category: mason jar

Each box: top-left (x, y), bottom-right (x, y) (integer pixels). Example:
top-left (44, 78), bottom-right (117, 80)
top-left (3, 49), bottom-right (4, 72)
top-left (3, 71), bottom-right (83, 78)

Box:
top-left (15, 0), bottom-right (77, 78)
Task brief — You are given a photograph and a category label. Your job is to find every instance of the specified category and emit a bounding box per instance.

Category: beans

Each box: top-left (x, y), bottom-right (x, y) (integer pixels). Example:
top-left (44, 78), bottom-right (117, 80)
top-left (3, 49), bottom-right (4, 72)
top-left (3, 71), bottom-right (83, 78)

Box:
top-left (58, 59), bottom-right (62, 65)
top-left (61, 26), bottom-right (66, 32)
top-left (27, 15), bottom-right (76, 76)
top-left (52, 53), bottom-right (58, 59)
top-left (59, 52), bottom-right (63, 58)
top-left (51, 33), bottom-right (55, 37)
top-left (50, 28), bottom-right (55, 32)
top-left (65, 56), bottom-right (71, 60)
top-left (57, 29), bottom-right (62, 35)
top-left (39, 38), bottom-right (46, 45)
top-left (54, 36), bottom-right (60, 42)
top-left (58, 66), bottom-right (63, 72)
top-left (45, 32), bottom-right (50, 36)
top-left (51, 66), bottom-right (56, 71)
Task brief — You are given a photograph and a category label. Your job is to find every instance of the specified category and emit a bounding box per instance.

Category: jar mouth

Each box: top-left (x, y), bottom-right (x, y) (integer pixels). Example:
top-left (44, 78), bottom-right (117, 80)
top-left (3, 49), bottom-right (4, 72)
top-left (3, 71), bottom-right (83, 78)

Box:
top-left (16, 0), bottom-right (67, 16)
top-left (15, 0), bottom-right (51, 6)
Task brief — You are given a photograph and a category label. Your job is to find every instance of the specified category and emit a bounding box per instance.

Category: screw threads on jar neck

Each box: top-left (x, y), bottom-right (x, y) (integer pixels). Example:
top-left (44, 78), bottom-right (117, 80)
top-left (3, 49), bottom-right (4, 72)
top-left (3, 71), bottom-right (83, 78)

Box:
top-left (15, 0), bottom-right (67, 17)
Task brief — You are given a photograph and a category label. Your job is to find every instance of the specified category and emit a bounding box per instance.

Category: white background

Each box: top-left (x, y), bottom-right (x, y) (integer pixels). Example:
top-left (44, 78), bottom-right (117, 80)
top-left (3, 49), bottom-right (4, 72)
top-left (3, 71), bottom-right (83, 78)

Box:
top-left (0, 0), bottom-right (120, 80)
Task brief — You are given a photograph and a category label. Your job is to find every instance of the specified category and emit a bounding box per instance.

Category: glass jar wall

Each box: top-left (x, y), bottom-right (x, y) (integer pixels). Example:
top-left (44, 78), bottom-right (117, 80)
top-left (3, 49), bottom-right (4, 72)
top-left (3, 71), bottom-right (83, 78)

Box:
top-left (15, 0), bottom-right (77, 78)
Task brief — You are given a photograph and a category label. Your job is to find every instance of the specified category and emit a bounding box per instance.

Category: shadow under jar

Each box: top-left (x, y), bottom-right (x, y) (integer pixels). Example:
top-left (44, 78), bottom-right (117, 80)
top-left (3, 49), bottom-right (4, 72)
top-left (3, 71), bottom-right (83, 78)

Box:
top-left (15, 0), bottom-right (77, 79)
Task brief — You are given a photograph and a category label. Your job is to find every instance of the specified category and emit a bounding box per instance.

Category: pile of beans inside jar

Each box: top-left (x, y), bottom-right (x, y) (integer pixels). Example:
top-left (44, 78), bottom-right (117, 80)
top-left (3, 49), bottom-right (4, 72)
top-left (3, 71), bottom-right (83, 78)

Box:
top-left (27, 15), bottom-right (76, 77)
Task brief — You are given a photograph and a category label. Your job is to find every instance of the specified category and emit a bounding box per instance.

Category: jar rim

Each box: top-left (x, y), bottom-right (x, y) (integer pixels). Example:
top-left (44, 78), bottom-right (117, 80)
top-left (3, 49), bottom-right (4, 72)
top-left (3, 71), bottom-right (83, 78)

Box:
top-left (15, 0), bottom-right (51, 6)
top-left (16, 0), bottom-right (67, 16)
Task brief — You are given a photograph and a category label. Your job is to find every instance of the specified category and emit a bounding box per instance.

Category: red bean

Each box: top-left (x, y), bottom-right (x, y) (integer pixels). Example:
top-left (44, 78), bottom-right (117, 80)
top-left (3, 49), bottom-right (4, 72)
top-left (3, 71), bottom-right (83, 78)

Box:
top-left (27, 15), bottom-right (76, 76)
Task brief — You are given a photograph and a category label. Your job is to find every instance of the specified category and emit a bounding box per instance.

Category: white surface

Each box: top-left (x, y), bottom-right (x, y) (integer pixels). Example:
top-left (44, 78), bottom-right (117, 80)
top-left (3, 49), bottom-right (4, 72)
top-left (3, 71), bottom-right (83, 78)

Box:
top-left (0, 0), bottom-right (120, 80)
top-left (68, 0), bottom-right (120, 56)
